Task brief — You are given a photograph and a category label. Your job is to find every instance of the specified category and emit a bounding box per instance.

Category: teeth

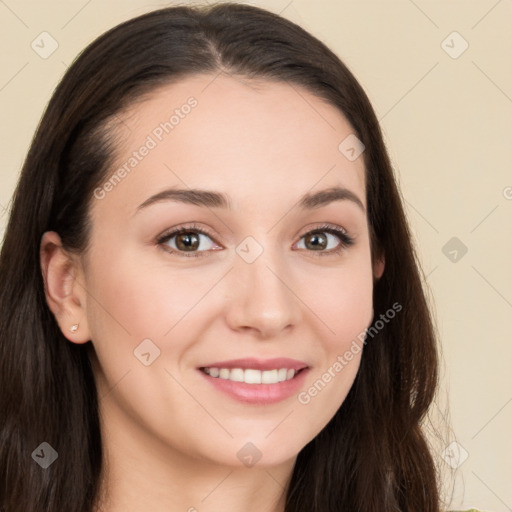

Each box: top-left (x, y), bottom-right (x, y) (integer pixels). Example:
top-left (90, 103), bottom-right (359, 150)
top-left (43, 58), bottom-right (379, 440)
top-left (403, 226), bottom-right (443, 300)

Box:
top-left (202, 367), bottom-right (299, 384)
top-left (277, 368), bottom-right (288, 382)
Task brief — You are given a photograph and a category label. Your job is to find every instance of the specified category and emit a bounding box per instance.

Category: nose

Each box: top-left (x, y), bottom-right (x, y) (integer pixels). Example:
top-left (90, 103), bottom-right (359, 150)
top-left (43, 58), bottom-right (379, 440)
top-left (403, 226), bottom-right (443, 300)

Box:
top-left (224, 249), bottom-right (302, 339)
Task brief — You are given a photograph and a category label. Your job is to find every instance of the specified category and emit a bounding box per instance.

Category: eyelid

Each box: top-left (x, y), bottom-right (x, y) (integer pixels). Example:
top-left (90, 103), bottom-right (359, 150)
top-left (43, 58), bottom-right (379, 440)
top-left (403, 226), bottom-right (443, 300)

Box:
top-left (296, 222), bottom-right (348, 239)
top-left (156, 222), bottom-right (218, 244)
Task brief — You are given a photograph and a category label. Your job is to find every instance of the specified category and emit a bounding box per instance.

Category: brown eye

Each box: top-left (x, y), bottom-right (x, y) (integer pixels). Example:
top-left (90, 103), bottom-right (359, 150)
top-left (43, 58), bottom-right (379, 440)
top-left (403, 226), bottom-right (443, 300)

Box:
top-left (175, 232), bottom-right (200, 251)
top-left (295, 225), bottom-right (355, 256)
top-left (157, 224), bottom-right (222, 258)
top-left (303, 232), bottom-right (328, 251)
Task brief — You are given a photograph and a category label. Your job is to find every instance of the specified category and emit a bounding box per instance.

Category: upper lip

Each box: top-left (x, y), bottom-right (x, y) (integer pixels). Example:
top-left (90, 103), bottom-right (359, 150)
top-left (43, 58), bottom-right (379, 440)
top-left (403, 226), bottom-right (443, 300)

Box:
top-left (199, 357), bottom-right (309, 371)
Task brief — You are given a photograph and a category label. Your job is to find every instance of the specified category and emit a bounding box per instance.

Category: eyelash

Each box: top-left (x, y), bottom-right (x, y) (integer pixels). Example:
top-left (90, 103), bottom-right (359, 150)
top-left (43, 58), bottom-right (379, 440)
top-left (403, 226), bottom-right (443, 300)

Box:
top-left (156, 222), bottom-right (355, 258)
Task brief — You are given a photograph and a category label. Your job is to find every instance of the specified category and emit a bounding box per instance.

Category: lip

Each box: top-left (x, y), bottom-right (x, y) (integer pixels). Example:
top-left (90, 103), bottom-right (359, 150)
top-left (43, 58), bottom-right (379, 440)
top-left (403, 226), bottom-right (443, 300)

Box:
top-left (198, 357), bottom-right (309, 372)
top-left (198, 366), bottom-right (310, 404)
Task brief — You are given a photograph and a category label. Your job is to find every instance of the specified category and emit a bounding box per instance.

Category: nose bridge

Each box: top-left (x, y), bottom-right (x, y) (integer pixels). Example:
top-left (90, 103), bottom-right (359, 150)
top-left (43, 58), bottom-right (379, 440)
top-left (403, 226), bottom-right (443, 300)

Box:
top-left (225, 235), bottom-right (301, 337)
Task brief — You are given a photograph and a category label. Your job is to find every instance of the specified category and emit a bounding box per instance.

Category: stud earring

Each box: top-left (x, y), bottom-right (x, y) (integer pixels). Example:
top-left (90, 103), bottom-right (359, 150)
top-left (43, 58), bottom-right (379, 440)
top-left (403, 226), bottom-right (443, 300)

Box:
top-left (70, 323), bottom-right (79, 333)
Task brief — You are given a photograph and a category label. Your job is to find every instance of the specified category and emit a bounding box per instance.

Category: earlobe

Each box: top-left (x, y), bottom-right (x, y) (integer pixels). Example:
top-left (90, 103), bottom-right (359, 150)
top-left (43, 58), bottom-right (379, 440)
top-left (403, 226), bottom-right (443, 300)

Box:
top-left (40, 231), bottom-right (90, 344)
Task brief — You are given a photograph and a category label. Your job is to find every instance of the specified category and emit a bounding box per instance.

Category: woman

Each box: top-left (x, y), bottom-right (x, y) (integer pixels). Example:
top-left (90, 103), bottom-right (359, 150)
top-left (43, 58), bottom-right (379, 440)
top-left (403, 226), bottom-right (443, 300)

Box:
top-left (0, 3), bottom-right (480, 511)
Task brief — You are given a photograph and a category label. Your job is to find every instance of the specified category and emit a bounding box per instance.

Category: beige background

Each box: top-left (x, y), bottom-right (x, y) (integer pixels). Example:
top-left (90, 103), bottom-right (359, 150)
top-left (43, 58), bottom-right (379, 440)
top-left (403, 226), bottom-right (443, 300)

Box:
top-left (1, 1), bottom-right (511, 510)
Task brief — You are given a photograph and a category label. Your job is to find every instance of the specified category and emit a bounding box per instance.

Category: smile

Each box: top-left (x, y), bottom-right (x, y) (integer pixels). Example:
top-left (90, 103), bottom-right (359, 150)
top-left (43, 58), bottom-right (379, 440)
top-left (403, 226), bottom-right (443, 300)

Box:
top-left (201, 367), bottom-right (302, 384)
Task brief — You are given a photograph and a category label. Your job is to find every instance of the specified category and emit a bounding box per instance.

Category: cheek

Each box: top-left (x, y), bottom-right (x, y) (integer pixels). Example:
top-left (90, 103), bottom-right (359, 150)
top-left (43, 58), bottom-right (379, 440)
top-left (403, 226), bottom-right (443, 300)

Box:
top-left (82, 249), bottom-right (211, 434)
top-left (292, 254), bottom-right (373, 415)
top-left (294, 255), bottom-right (374, 347)
top-left (84, 247), bottom-right (211, 345)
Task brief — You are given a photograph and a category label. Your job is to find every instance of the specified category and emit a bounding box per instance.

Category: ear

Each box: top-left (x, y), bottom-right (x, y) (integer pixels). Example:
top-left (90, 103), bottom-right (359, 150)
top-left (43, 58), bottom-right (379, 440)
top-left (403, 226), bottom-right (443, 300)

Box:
top-left (373, 250), bottom-right (385, 281)
top-left (40, 231), bottom-right (91, 344)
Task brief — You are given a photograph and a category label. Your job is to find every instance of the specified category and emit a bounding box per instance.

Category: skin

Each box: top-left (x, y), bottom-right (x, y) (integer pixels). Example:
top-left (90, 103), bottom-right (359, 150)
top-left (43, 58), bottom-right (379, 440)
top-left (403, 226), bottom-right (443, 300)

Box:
top-left (40, 73), bottom-right (384, 512)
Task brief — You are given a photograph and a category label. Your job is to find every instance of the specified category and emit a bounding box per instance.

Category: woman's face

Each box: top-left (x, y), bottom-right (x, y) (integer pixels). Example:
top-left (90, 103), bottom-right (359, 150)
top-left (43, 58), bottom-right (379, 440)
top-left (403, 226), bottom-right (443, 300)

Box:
top-left (77, 74), bottom-right (383, 468)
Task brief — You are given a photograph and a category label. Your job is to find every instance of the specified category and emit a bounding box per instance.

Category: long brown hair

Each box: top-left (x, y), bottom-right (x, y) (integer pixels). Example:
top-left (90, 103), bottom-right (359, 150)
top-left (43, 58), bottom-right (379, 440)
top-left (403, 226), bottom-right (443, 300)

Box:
top-left (0, 3), bottom-right (441, 511)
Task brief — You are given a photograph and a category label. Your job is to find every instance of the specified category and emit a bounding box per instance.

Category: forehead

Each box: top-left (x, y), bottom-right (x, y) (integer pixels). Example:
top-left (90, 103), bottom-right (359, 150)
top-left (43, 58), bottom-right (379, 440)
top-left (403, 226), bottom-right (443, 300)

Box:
top-left (95, 73), bottom-right (366, 215)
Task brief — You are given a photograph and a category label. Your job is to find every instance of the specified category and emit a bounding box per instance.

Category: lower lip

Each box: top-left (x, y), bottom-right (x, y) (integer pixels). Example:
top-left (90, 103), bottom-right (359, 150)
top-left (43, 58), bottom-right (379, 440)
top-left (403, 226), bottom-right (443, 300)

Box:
top-left (198, 368), bottom-right (310, 404)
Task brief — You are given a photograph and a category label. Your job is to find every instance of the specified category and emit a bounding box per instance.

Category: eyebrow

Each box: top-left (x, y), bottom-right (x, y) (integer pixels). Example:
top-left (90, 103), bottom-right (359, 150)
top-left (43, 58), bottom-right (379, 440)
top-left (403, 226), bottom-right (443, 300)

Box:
top-left (136, 185), bottom-right (365, 213)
